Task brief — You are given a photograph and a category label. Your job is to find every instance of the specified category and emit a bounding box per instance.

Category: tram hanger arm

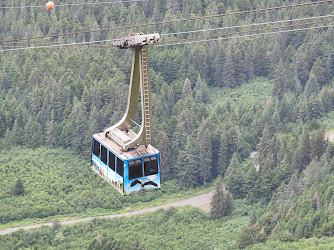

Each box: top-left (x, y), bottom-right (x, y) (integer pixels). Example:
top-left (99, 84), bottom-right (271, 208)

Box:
top-left (104, 33), bottom-right (160, 152)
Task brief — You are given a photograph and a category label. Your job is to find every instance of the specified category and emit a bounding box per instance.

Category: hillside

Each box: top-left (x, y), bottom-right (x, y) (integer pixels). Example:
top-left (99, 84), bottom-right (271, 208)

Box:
top-left (0, 147), bottom-right (212, 228)
top-left (0, 202), bottom-right (265, 249)
top-left (1, 0), bottom-right (334, 248)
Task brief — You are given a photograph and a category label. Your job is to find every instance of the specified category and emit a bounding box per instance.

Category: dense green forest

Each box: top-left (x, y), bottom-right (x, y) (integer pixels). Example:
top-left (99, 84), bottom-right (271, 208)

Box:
top-left (1, 0), bottom-right (334, 248)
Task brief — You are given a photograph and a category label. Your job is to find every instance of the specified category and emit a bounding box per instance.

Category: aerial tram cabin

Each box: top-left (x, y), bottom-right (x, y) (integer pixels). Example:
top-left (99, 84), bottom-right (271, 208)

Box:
top-left (91, 33), bottom-right (161, 195)
top-left (91, 133), bottom-right (160, 195)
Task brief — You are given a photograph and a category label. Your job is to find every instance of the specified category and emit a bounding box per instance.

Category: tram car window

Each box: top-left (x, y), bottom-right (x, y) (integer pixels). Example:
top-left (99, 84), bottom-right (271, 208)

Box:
top-left (116, 157), bottom-right (124, 177)
top-left (101, 145), bottom-right (108, 165)
top-left (144, 156), bottom-right (159, 176)
top-left (129, 160), bottom-right (143, 180)
top-left (93, 140), bottom-right (100, 157)
top-left (109, 151), bottom-right (115, 171)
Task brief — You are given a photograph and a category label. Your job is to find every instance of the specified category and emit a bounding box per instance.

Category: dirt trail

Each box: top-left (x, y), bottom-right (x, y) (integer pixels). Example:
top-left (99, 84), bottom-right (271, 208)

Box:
top-left (0, 191), bottom-right (214, 236)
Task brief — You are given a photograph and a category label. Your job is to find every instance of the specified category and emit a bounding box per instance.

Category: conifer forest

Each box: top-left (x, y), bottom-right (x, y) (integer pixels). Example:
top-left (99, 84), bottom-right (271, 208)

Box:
top-left (1, 0), bottom-right (334, 248)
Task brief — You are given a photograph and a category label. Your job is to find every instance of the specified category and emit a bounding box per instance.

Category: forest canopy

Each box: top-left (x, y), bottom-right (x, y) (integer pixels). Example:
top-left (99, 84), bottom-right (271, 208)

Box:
top-left (0, 0), bottom-right (334, 248)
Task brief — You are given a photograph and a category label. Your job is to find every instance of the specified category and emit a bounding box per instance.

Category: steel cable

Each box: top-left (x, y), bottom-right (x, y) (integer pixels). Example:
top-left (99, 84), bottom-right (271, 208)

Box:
top-left (0, 0), bottom-right (333, 44)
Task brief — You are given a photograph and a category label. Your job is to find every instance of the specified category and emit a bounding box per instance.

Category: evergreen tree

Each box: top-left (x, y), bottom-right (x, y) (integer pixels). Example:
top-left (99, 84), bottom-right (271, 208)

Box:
top-left (307, 94), bottom-right (323, 120)
top-left (194, 75), bottom-right (209, 104)
top-left (32, 123), bottom-right (44, 148)
top-left (283, 45), bottom-right (296, 68)
top-left (259, 156), bottom-right (276, 199)
top-left (156, 131), bottom-right (172, 181)
top-left (177, 137), bottom-right (199, 188)
top-left (46, 110), bottom-right (57, 147)
top-left (244, 44), bottom-right (255, 81)
top-left (186, 65), bottom-right (197, 85)
top-left (70, 98), bottom-right (88, 152)
top-left (179, 108), bottom-right (195, 134)
top-left (311, 127), bottom-right (327, 160)
top-left (311, 58), bottom-right (327, 85)
top-left (166, 0), bottom-right (180, 15)
top-left (269, 43), bottom-right (282, 76)
top-left (270, 135), bottom-right (282, 165)
top-left (223, 49), bottom-right (236, 88)
top-left (198, 127), bottom-right (212, 184)
top-left (244, 165), bottom-right (259, 200)
top-left (24, 116), bottom-right (34, 145)
top-left (299, 98), bottom-right (310, 123)
top-left (293, 128), bottom-right (311, 172)
top-left (257, 123), bottom-right (271, 162)
top-left (253, 39), bottom-right (269, 76)
top-left (210, 175), bottom-right (234, 219)
top-left (228, 126), bottom-right (240, 157)
top-left (214, 47), bottom-right (225, 87)
top-left (182, 78), bottom-right (192, 98)
top-left (305, 74), bottom-right (320, 98)
top-left (83, 106), bottom-right (100, 157)
top-left (295, 52), bottom-right (309, 86)
top-left (172, 119), bottom-right (186, 157)
top-left (13, 178), bottom-right (25, 196)
top-left (11, 119), bottom-right (24, 145)
top-left (319, 86), bottom-right (334, 112)
top-left (0, 106), bottom-right (5, 137)
top-left (272, 59), bottom-right (286, 99)
top-left (325, 54), bottom-right (334, 83)
top-left (233, 46), bottom-right (245, 85)
top-left (224, 152), bottom-right (245, 198)
top-left (217, 133), bottom-right (229, 176)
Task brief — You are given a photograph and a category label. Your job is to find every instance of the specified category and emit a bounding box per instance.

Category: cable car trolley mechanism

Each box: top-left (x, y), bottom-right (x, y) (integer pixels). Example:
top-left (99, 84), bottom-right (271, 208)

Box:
top-left (91, 33), bottom-right (161, 195)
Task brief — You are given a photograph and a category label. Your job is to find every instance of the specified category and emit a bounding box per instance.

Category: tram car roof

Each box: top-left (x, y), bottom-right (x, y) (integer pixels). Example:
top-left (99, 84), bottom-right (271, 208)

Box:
top-left (93, 132), bottom-right (159, 160)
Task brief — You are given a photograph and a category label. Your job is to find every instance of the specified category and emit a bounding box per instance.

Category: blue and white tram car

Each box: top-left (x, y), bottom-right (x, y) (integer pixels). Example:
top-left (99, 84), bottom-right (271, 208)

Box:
top-left (91, 133), bottom-right (160, 195)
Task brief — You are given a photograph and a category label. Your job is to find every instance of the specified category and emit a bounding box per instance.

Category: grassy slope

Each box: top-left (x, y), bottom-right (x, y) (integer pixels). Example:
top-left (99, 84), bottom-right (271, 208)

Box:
top-left (0, 146), bottom-right (213, 230)
top-left (209, 77), bottom-right (273, 107)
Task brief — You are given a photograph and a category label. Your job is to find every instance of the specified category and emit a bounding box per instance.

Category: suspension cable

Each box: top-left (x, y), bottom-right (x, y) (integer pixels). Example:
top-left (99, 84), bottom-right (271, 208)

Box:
top-left (158, 19), bottom-right (334, 45)
top-left (1, 19), bottom-right (333, 52)
top-left (157, 24), bottom-right (334, 47)
top-left (0, 39), bottom-right (116, 52)
top-left (0, 0), bottom-right (144, 9)
top-left (0, 0), bottom-right (333, 44)
top-left (160, 14), bottom-right (334, 37)
top-left (3, 37), bottom-right (121, 46)
top-left (7, 14), bottom-right (333, 47)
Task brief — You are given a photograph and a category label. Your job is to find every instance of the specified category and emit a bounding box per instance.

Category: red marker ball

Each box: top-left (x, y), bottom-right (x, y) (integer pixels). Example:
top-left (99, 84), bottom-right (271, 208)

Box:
top-left (46, 1), bottom-right (54, 10)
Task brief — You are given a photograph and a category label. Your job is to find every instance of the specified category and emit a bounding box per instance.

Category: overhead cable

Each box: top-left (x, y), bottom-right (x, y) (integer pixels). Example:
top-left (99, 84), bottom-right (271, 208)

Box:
top-left (157, 24), bottom-right (334, 46)
top-left (158, 19), bottom-right (334, 45)
top-left (0, 0), bottom-right (144, 9)
top-left (2, 19), bottom-right (333, 52)
top-left (0, 0), bottom-right (333, 44)
top-left (10, 14), bottom-right (334, 46)
top-left (5, 38), bottom-right (120, 46)
top-left (0, 39), bottom-right (116, 52)
top-left (161, 14), bottom-right (334, 36)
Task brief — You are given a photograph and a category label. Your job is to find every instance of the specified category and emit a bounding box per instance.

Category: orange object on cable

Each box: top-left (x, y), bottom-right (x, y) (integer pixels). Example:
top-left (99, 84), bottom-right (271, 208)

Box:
top-left (46, 1), bottom-right (54, 10)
